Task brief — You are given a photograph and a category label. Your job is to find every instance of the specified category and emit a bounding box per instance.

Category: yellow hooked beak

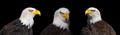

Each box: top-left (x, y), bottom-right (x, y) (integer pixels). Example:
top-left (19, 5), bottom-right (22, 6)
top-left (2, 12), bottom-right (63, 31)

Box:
top-left (32, 10), bottom-right (41, 16)
top-left (63, 12), bottom-right (69, 20)
top-left (85, 9), bottom-right (92, 15)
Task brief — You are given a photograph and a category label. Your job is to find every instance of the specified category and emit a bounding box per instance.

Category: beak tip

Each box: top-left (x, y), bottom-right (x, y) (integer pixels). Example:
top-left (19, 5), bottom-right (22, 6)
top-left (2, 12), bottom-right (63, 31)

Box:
top-left (39, 14), bottom-right (41, 16)
top-left (38, 13), bottom-right (41, 16)
top-left (37, 10), bottom-right (41, 16)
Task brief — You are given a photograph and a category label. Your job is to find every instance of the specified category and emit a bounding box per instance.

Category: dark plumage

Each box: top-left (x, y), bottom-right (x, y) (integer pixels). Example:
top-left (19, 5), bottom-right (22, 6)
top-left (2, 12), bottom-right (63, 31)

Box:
top-left (80, 7), bottom-right (116, 35)
top-left (40, 24), bottom-right (72, 35)
top-left (40, 7), bottom-right (72, 35)
top-left (80, 21), bottom-right (116, 35)
top-left (0, 19), bottom-right (33, 35)
top-left (0, 7), bottom-right (41, 35)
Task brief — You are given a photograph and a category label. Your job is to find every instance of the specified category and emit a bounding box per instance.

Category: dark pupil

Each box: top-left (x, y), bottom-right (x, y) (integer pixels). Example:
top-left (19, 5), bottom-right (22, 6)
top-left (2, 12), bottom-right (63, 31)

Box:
top-left (91, 10), bottom-right (95, 12)
top-left (29, 10), bottom-right (34, 12)
top-left (60, 12), bottom-right (64, 14)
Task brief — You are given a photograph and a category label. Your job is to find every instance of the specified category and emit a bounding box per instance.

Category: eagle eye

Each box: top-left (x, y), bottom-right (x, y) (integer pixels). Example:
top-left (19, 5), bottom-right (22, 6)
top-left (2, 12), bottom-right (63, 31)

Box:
top-left (60, 12), bottom-right (64, 14)
top-left (90, 10), bottom-right (95, 12)
top-left (29, 10), bottom-right (34, 12)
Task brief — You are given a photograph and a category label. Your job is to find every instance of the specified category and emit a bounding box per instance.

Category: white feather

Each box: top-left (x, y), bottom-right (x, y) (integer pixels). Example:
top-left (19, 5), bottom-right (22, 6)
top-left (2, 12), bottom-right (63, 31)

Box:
top-left (87, 7), bottom-right (102, 24)
top-left (19, 7), bottom-right (36, 29)
top-left (52, 7), bottom-right (70, 30)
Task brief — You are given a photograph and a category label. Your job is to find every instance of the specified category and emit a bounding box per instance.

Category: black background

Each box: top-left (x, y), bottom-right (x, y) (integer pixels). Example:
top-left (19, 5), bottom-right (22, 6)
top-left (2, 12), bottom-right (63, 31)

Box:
top-left (0, 0), bottom-right (119, 35)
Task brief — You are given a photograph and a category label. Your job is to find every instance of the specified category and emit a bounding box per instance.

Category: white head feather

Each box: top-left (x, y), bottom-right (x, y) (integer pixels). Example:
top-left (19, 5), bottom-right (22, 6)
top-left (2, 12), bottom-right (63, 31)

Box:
top-left (86, 7), bottom-right (102, 24)
top-left (19, 7), bottom-right (41, 29)
top-left (52, 7), bottom-right (70, 30)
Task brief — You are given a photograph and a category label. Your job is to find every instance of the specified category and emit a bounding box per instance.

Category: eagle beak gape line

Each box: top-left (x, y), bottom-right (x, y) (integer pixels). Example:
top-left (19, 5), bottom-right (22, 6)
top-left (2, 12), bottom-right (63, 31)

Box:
top-left (85, 9), bottom-right (92, 15)
top-left (63, 12), bottom-right (69, 21)
top-left (32, 10), bottom-right (41, 16)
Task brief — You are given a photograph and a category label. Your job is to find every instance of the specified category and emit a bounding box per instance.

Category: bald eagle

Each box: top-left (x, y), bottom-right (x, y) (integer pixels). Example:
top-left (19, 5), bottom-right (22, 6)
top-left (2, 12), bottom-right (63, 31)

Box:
top-left (40, 7), bottom-right (72, 35)
top-left (80, 7), bottom-right (116, 35)
top-left (0, 7), bottom-right (41, 35)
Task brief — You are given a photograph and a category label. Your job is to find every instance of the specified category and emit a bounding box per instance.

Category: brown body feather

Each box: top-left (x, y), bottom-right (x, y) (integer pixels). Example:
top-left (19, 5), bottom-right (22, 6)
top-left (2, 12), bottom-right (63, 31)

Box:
top-left (40, 24), bottom-right (72, 35)
top-left (0, 19), bottom-right (33, 35)
top-left (80, 21), bottom-right (116, 35)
